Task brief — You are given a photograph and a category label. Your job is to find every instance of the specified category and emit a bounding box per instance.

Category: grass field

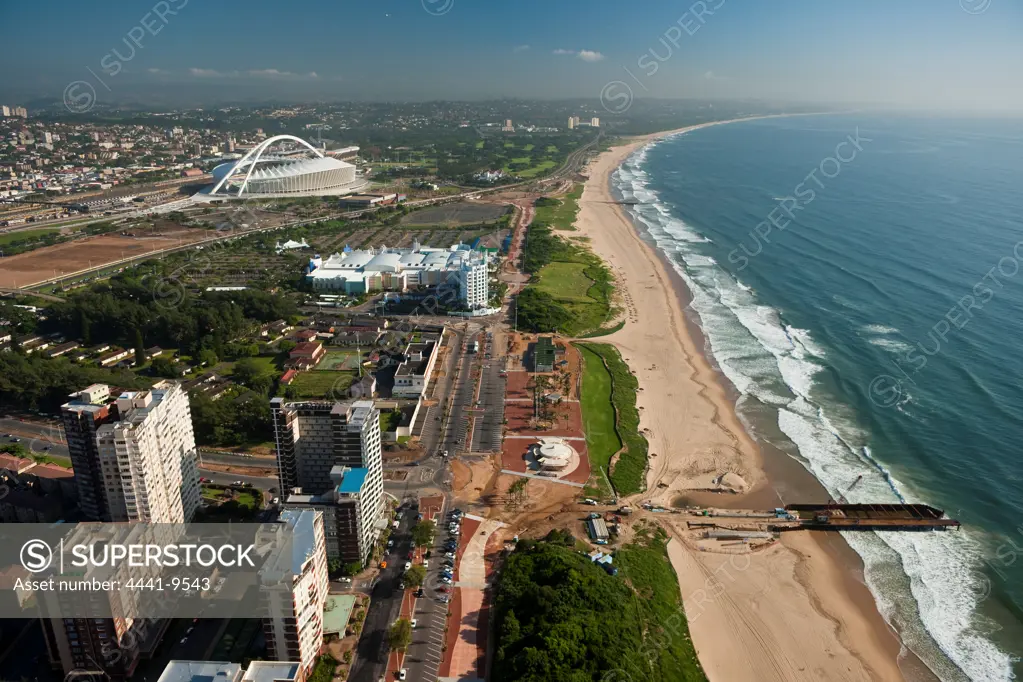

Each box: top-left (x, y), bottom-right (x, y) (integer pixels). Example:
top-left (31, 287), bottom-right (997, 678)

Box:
top-left (400, 202), bottom-right (508, 226)
top-left (290, 370), bottom-right (356, 398)
top-left (576, 342), bottom-right (647, 495)
top-left (578, 344), bottom-right (622, 497)
top-left (536, 183), bottom-right (583, 230)
top-left (534, 262), bottom-right (597, 303)
top-left (0, 227), bottom-right (61, 246)
top-left (516, 160), bottom-right (557, 178)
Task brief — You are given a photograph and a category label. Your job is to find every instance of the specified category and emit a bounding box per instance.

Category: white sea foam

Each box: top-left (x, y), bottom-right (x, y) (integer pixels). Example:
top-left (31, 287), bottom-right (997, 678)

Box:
top-left (613, 143), bottom-right (1014, 682)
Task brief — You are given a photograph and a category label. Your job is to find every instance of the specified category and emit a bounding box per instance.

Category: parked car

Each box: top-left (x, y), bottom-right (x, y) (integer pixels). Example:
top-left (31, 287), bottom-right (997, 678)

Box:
top-left (411, 619), bottom-right (418, 629)
top-left (399, 669), bottom-right (407, 680)
top-left (404, 561), bottom-right (412, 571)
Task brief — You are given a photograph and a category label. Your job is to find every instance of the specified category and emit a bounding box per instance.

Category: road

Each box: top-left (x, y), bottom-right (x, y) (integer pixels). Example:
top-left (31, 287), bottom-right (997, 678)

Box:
top-left (348, 509), bottom-right (417, 682)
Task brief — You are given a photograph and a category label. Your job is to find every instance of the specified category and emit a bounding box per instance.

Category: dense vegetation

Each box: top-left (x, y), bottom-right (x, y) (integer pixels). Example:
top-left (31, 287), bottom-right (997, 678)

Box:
top-left (518, 221), bottom-right (616, 336)
top-left (493, 529), bottom-right (705, 682)
top-left (41, 271), bottom-right (298, 358)
top-left (576, 342), bottom-right (648, 495)
top-left (0, 352), bottom-right (149, 413)
top-left (188, 392), bottom-right (271, 447)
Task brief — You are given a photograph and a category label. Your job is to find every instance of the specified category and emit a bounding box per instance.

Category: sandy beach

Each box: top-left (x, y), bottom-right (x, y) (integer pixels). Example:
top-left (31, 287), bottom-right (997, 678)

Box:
top-left (573, 121), bottom-right (923, 682)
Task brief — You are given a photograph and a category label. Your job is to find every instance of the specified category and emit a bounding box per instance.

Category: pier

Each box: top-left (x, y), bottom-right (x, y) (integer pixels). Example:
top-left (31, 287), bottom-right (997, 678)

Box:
top-left (776, 503), bottom-right (960, 532)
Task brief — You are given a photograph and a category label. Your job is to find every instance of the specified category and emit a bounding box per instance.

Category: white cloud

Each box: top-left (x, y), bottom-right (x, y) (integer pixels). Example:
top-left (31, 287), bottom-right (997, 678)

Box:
top-left (147, 67), bottom-right (168, 74)
top-left (513, 44), bottom-right (530, 53)
top-left (703, 70), bottom-right (729, 81)
top-left (553, 49), bottom-right (605, 62)
top-left (189, 67), bottom-right (234, 77)
top-left (189, 68), bottom-right (319, 80)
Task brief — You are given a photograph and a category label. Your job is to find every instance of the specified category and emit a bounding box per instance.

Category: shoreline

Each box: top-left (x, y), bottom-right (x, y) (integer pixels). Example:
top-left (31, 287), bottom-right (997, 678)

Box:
top-left (573, 118), bottom-right (935, 681)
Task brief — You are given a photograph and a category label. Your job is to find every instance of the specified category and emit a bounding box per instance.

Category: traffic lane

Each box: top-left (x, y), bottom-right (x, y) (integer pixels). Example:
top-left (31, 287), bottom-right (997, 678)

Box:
top-left (349, 511), bottom-right (416, 682)
top-left (199, 469), bottom-right (276, 492)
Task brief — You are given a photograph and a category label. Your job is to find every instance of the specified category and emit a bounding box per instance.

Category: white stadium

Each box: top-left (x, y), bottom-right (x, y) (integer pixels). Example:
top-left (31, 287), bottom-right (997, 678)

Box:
top-left (206, 135), bottom-right (366, 198)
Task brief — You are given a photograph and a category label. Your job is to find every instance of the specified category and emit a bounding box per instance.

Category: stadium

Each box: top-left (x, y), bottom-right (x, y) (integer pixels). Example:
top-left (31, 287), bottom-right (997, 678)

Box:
top-left (205, 135), bottom-right (366, 198)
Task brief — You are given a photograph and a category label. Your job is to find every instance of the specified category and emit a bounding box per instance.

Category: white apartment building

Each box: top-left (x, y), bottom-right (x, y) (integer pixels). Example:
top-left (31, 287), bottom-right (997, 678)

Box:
top-left (456, 257), bottom-right (489, 309)
top-left (259, 509), bottom-right (328, 679)
top-left (62, 381), bottom-right (200, 523)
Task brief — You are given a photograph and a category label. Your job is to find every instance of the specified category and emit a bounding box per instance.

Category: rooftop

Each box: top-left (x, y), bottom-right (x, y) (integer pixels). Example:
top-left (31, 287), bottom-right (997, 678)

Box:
top-left (337, 467), bottom-right (369, 495)
top-left (157, 661), bottom-right (242, 682)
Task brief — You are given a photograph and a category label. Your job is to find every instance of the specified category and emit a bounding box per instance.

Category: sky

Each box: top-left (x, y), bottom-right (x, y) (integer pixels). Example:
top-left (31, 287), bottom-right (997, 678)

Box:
top-left (1, 0), bottom-right (1022, 111)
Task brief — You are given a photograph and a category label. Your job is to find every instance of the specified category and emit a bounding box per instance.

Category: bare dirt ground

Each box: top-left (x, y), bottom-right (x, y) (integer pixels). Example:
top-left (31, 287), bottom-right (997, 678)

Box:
top-left (0, 225), bottom-right (209, 287)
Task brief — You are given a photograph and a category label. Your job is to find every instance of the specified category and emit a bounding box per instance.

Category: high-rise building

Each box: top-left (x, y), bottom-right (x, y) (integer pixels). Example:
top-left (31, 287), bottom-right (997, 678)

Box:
top-left (259, 509), bottom-right (329, 679)
top-left (14, 106), bottom-right (27, 118)
top-left (456, 252), bottom-right (490, 309)
top-left (40, 524), bottom-right (175, 682)
top-left (591, 117), bottom-right (600, 128)
top-left (568, 116), bottom-right (575, 129)
top-left (502, 119), bottom-right (514, 131)
top-left (271, 399), bottom-right (383, 499)
top-left (60, 381), bottom-right (200, 523)
top-left (285, 465), bottom-right (380, 565)
top-left (0, 105), bottom-right (10, 117)
top-left (61, 383), bottom-right (118, 520)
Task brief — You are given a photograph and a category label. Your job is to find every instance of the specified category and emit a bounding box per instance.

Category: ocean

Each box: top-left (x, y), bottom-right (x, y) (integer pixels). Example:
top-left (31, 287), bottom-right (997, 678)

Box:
top-left (613, 114), bottom-right (1023, 682)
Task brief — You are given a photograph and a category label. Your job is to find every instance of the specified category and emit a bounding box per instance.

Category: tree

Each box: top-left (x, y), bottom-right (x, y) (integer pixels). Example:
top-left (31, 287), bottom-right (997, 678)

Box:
top-left (343, 561), bottom-right (363, 577)
top-left (411, 520), bottom-right (436, 548)
top-left (150, 356), bottom-right (180, 378)
top-left (387, 619), bottom-right (412, 652)
top-left (404, 564), bottom-right (426, 588)
top-left (328, 558), bottom-right (343, 578)
top-left (197, 348), bottom-right (218, 367)
top-left (133, 328), bottom-right (146, 367)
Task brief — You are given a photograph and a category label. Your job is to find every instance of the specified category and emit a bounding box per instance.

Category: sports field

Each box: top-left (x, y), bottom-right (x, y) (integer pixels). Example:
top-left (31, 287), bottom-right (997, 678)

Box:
top-left (400, 202), bottom-right (508, 227)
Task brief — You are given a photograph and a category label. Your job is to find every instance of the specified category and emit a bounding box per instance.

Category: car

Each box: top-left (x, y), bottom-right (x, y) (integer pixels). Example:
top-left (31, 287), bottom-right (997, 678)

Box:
top-left (423, 560), bottom-right (429, 568)
top-left (43, 445), bottom-right (52, 451)
top-left (179, 638), bottom-right (187, 645)
top-left (271, 497), bottom-right (279, 505)
top-left (399, 582), bottom-right (405, 590)
top-left (341, 577), bottom-right (352, 584)
top-left (199, 477), bottom-right (208, 483)
top-left (186, 626), bottom-right (194, 635)
top-left (440, 595), bottom-right (451, 603)
top-left (399, 669), bottom-right (407, 680)
top-left (232, 480), bottom-right (242, 486)
top-left (415, 588), bottom-right (425, 598)
top-left (387, 539), bottom-right (394, 549)
top-left (411, 619), bottom-right (418, 629)
top-left (404, 561), bottom-right (412, 571)
top-left (441, 576), bottom-right (452, 584)
top-left (10, 437), bottom-right (20, 442)
top-left (439, 586), bottom-right (450, 593)
top-left (444, 552), bottom-right (455, 559)
top-left (441, 450), bottom-right (448, 457)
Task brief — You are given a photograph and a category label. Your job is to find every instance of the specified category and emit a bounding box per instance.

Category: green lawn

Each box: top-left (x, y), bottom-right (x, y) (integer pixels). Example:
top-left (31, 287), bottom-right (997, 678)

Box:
top-left (522, 143), bottom-right (535, 151)
top-left (517, 160), bottom-right (557, 178)
top-left (318, 349), bottom-right (361, 370)
top-left (0, 227), bottom-right (61, 246)
top-left (578, 344), bottom-right (621, 498)
top-left (289, 370), bottom-right (356, 398)
top-left (576, 342), bottom-right (648, 495)
top-left (534, 262), bottom-right (598, 303)
top-left (535, 183), bottom-right (583, 230)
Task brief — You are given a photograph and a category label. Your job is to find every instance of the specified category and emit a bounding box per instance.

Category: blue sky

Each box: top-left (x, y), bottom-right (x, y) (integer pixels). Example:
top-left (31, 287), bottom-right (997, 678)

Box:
top-left (2, 0), bottom-right (1021, 109)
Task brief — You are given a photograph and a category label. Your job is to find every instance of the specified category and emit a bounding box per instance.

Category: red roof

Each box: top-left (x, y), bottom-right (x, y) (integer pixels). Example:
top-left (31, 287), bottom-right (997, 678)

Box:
top-left (290, 341), bottom-right (322, 357)
top-left (281, 369), bottom-right (299, 384)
